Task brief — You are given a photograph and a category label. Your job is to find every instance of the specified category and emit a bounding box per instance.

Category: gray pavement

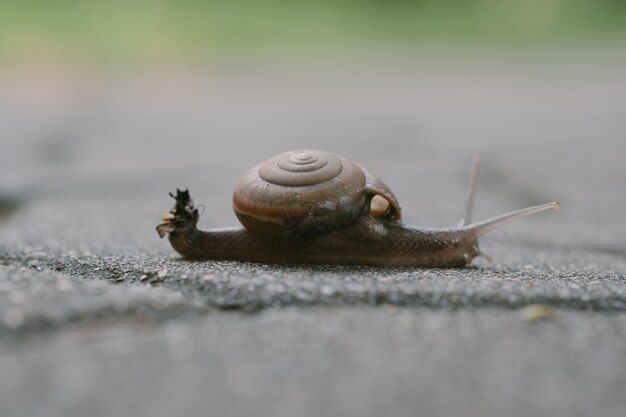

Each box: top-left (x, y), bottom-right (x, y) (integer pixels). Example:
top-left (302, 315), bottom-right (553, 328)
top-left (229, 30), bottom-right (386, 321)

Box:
top-left (1, 47), bottom-right (626, 416)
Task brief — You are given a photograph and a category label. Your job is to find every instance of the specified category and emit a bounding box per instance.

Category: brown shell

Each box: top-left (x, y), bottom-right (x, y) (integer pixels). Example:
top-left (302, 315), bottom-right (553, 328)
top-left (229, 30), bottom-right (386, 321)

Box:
top-left (232, 150), bottom-right (401, 238)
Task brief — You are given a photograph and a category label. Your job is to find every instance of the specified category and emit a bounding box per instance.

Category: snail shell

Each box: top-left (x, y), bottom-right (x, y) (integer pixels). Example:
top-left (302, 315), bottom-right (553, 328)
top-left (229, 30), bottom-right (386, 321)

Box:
top-left (232, 150), bottom-right (401, 238)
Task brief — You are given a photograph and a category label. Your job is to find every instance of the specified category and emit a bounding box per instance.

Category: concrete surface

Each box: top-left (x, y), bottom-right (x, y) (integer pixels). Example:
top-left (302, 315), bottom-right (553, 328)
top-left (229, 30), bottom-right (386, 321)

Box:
top-left (1, 48), bottom-right (626, 417)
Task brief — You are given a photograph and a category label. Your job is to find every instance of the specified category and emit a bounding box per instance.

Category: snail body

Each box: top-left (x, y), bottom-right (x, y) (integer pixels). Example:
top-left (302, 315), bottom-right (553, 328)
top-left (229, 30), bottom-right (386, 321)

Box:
top-left (157, 150), bottom-right (558, 267)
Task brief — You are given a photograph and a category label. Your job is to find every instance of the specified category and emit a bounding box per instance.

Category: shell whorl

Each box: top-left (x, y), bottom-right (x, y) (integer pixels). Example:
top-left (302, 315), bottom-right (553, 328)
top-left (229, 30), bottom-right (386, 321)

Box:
top-left (233, 150), bottom-right (368, 238)
top-left (258, 150), bottom-right (344, 186)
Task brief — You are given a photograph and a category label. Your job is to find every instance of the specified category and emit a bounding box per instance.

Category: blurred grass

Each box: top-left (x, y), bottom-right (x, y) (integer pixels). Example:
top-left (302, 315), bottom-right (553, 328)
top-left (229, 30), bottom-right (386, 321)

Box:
top-left (1, 0), bottom-right (626, 63)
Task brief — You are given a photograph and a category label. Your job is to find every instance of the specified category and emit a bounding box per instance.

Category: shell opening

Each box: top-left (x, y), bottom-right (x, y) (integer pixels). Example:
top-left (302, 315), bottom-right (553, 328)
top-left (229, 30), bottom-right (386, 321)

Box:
top-left (369, 195), bottom-right (391, 217)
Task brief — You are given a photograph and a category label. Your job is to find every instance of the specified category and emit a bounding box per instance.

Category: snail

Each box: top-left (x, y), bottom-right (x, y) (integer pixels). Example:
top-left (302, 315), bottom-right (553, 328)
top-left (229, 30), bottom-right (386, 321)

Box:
top-left (157, 150), bottom-right (558, 267)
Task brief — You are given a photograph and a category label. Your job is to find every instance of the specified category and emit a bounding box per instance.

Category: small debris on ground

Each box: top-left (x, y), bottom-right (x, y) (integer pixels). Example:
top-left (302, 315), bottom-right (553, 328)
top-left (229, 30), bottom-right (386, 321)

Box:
top-left (521, 304), bottom-right (556, 321)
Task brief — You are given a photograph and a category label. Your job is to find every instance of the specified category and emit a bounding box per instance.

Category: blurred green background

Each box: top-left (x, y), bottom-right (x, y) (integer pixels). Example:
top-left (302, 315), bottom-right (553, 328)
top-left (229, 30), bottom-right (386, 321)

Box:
top-left (2, 0), bottom-right (625, 64)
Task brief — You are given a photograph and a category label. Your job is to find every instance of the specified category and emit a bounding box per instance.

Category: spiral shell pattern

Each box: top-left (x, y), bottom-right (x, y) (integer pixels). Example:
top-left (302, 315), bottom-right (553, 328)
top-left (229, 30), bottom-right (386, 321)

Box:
top-left (233, 150), bottom-right (367, 238)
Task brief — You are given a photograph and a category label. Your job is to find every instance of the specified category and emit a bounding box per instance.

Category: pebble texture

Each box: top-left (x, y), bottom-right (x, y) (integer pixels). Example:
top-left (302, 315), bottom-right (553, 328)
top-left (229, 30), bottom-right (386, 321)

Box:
top-left (1, 49), bottom-right (625, 417)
